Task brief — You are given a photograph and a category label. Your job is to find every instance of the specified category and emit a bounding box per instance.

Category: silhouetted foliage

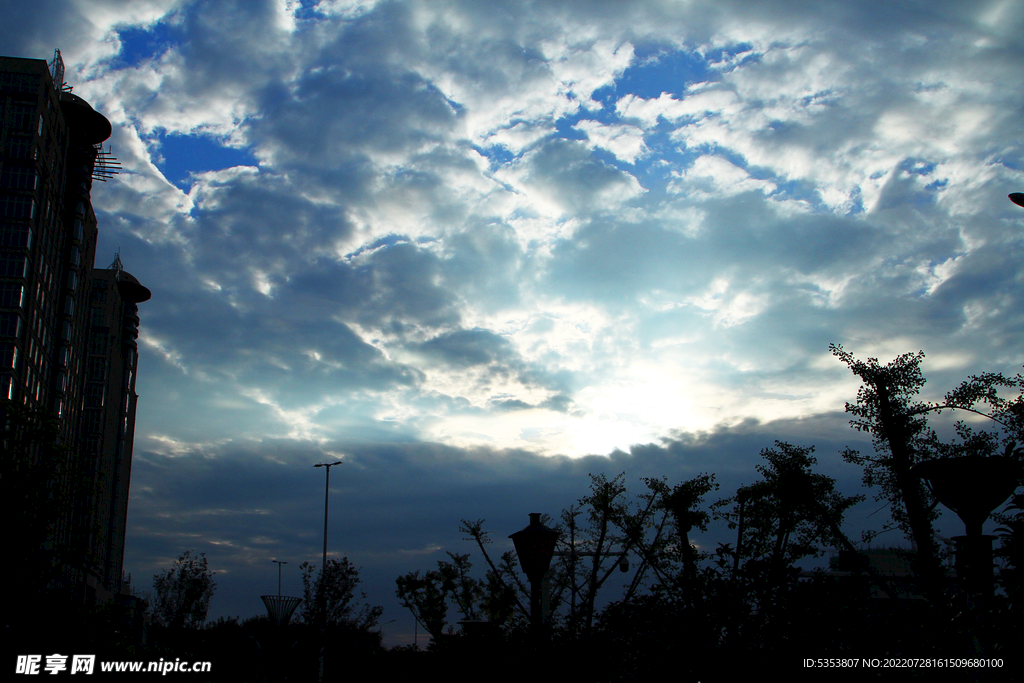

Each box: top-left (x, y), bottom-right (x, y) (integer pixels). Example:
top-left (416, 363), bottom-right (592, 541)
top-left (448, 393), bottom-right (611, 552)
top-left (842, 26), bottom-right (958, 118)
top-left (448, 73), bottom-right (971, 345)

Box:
top-left (831, 345), bottom-right (943, 572)
top-left (152, 551), bottom-right (216, 629)
top-left (395, 549), bottom-right (518, 640)
top-left (832, 344), bottom-right (1024, 602)
top-left (996, 491), bottom-right (1024, 606)
top-left (297, 557), bottom-right (382, 630)
top-left (713, 441), bottom-right (863, 648)
top-left (459, 519), bottom-right (530, 627)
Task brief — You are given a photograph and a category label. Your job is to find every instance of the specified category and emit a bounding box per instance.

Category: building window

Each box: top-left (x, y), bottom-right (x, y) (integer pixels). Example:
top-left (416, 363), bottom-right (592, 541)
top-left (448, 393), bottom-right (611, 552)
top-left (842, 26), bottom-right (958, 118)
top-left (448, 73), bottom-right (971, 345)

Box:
top-left (84, 383), bottom-right (105, 408)
top-left (0, 283), bottom-right (24, 308)
top-left (0, 343), bottom-right (17, 369)
top-left (0, 195), bottom-right (35, 220)
top-left (7, 104), bottom-right (36, 131)
top-left (0, 313), bottom-right (22, 338)
top-left (0, 254), bottom-right (28, 278)
top-left (82, 410), bottom-right (103, 435)
top-left (87, 357), bottom-right (106, 381)
top-left (0, 225), bottom-right (32, 249)
top-left (0, 166), bottom-right (38, 191)
top-left (88, 330), bottom-right (107, 354)
top-left (5, 135), bottom-right (33, 160)
top-left (0, 72), bottom-right (40, 93)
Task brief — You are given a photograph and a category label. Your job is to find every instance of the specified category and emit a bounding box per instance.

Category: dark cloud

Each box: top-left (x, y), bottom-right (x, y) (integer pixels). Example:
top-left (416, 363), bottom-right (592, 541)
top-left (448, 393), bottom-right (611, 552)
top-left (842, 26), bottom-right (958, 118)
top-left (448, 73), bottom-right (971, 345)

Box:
top-left (418, 328), bottom-right (513, 368)
top-left (253, 69), bottom-right (460, 165)
top-left (125, 411), bottom-right (983, 635)
top-left (515, 137), bottom-right (643, 215)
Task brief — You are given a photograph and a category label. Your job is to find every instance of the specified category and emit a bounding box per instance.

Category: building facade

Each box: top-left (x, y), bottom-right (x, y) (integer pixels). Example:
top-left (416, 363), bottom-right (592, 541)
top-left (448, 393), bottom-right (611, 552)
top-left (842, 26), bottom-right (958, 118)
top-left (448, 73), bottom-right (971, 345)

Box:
top-left (80, 258), bottom-right (150, 598)
top-left (0, 52), bottom-right (148, 605)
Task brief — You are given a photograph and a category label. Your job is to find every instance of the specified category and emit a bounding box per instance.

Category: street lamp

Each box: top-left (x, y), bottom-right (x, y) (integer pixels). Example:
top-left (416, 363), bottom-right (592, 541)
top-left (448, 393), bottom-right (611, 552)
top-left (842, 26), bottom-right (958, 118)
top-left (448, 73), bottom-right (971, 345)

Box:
top-left (314, 461), bottom-right (344, 575)
top-left (261, 560), bottom-right (302, 626)
top-left (509, 513), bottom-right (559, 634)
top-left (1009, 193), bottom-right (1024, 208)
top-left (313, 460), bottom-right (343, 683)
top-left (913, 456), bottom-right (1023, 598)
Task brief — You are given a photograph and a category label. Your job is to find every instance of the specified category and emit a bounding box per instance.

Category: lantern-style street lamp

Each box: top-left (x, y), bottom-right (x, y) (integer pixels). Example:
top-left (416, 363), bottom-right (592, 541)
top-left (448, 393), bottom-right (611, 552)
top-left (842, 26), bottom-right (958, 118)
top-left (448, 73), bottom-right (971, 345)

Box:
top-left (509, 513), bottom-right (560, 634)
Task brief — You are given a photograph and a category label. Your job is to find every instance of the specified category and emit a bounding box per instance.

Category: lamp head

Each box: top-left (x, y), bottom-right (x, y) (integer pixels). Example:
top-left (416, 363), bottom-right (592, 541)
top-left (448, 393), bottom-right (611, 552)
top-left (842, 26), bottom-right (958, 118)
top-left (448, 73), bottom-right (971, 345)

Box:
top-left (913, 456), bottom-right (1023, 536)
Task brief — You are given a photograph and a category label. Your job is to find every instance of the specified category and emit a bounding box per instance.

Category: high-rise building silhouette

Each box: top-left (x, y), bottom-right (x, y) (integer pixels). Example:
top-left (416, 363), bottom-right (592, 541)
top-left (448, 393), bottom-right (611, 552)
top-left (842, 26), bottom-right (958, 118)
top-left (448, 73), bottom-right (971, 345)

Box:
top-left (80, 256), bottom-right (150, 599)
top-left (1, 51), bottom-right (148, 605)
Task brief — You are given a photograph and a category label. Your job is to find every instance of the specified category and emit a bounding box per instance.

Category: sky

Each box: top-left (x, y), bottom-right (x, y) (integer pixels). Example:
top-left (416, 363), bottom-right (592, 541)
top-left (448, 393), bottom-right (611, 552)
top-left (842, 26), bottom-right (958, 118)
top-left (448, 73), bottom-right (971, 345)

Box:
top-left (3, 0), bottom-right (1024, 646)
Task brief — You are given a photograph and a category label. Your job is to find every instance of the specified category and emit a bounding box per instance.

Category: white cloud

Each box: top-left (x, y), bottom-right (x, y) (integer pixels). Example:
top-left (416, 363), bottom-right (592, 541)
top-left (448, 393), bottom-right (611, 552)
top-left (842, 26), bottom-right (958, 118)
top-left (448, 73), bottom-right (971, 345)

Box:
top-left (670, 154), bottom-right (775, 197)
top-left (574, 119), bottom-right (647, 164)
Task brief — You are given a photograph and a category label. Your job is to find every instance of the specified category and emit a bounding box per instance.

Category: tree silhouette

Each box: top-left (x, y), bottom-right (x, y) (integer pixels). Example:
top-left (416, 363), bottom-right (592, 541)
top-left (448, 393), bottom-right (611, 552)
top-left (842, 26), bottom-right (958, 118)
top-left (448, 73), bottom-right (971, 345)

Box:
top-left (152, 551), bottom-right (216, 629)
top-left (831, 344), bottom-right (946, 591)
top-left (709, 442), bottom-right (862, 647)
top-left (298, 557), bottom-right (381, 630)
top-left (832, 344), bottom-right (1024, 598)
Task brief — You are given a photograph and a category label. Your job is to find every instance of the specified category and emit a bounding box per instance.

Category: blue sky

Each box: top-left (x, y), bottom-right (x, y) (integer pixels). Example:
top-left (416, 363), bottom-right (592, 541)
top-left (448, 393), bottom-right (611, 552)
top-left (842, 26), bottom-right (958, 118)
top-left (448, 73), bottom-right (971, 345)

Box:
top-left (3, 0), bottom-right (1024, 645)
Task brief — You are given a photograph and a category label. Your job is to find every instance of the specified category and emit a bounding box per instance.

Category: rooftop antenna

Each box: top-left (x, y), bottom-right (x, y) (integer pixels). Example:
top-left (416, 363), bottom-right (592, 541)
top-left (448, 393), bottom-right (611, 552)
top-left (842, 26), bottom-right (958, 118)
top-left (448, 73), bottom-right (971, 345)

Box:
top-left (93, 145), bottom-right (121, 182)
top-left (109, 252), bottom-right (123, 274)
top-left (48, 49), bottom-right (70, 92)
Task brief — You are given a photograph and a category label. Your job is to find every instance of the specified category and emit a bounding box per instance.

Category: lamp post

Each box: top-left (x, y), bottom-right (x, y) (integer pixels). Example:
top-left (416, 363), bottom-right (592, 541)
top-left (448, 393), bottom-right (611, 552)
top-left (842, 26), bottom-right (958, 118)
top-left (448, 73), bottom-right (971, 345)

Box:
top-left (314, 461), bottom-right (343, 578)
top-left (509, 513), bottom-right (559, 636)
top-left (1009, 193), bottom-right (1024, 208)
top-left (272, 560), bottom-right (287, 597)
top-left (313, 460), bottom-right (343, 683)
top-left (260, 561), bottom-right (302, 627)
